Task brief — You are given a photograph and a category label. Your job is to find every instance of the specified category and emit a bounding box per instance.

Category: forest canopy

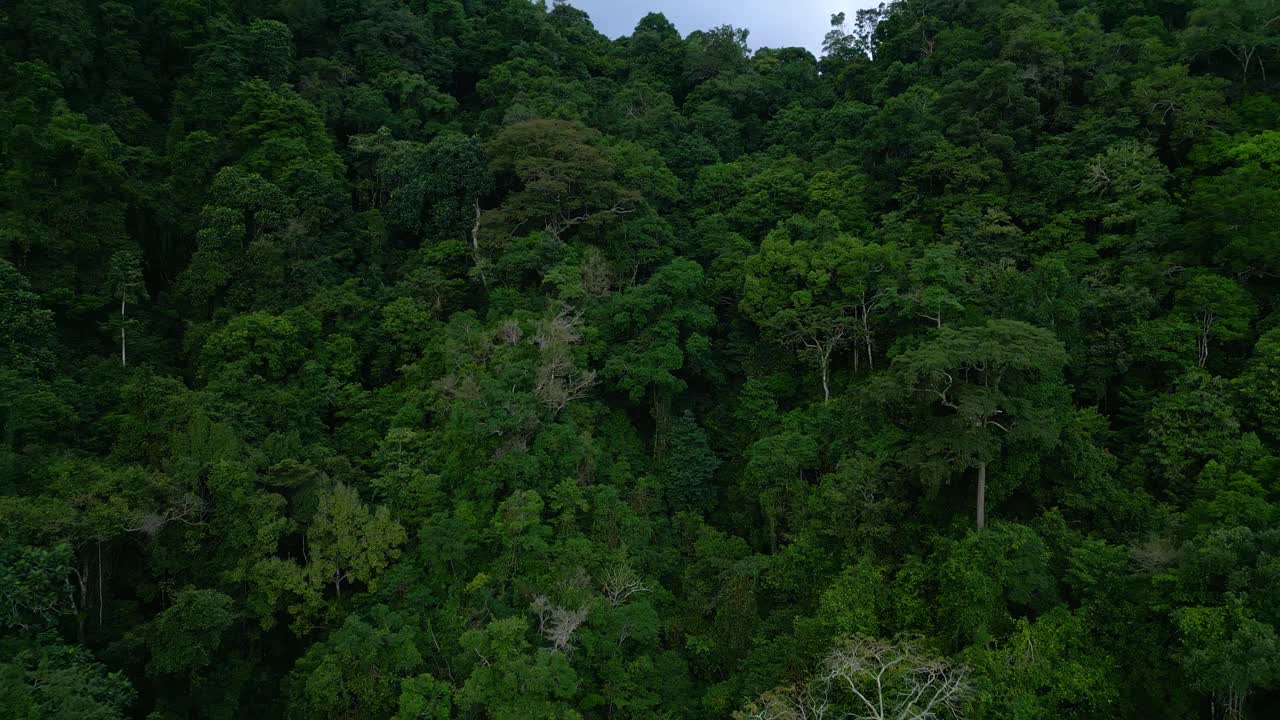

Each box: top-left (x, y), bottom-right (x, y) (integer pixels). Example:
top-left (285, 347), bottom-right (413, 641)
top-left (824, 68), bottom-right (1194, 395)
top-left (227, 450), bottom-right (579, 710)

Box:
top-left (3, 1), bottom-right (1280, 718)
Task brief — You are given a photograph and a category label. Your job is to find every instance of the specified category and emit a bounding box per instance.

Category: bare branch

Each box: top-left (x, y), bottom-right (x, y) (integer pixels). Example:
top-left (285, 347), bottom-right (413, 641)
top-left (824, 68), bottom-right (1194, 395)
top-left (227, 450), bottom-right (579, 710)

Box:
top-left (546, 201), bottom-right (636, 240)
top-left (601, 563), bottom-right (652, 608)
top-left (741, 636), bottom-right (968, 720)
top-left (545, 605), bottom-right (589, 654)
top-left (533, 305), bottom-right (596, 415)
top-left (124, 495), bottom-right (206, 535)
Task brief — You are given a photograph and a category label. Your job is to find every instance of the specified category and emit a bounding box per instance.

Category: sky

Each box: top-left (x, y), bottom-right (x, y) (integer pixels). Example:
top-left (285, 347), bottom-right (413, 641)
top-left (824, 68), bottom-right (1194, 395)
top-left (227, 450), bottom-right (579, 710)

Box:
top-left (565, 1), bottom-right (881, 56)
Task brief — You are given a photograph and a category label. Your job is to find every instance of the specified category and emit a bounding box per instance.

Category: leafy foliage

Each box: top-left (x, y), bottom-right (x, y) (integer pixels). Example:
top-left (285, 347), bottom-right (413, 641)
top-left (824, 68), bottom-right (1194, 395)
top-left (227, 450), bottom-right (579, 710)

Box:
top-left (3, 1), bottom-right (1280, 718)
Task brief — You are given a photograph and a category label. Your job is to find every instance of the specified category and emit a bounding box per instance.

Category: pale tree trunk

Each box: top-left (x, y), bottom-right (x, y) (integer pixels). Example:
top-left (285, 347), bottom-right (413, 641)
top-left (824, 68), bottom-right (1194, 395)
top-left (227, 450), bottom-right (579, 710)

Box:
top-left (819, 356), bottom-right (831, 404)
top-left (858, 288), bottom-right (888, 371)
top-left (804, 336), bottom-right (837, 404)
top-left (1225, 684), bottom-right (1247, 720)
top-left (1198, 310), bottom-right (1213, 368)
top-left (861, 306), bottom-right (875, 371)
top-left (1225, 46), bottom-right (1252, 86)
top-left (976, 462), bottom-right (986, 530)
top-left (120, 299), bottom-right (127, 368)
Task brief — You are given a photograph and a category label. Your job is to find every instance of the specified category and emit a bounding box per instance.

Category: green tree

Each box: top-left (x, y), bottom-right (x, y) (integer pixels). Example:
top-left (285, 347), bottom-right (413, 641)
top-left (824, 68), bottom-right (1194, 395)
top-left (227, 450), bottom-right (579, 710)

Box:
top-left (0, 642), bottom-right (134, 720)
top-left (878, 321), bottom-right (1069, 529)
top-left (815, 555), bottom-right (886, 638)
top-left (306, 483), bottom-right (407, 599)
top-left (457, 617), bottom-right (581, 720)
top-left (0, 541), bottom-right (73, 630)
top-left (1083, 140), bottom-right (1170, 226)
top-left (1184, 0), bottom-right (1280, 85)
top-left (1239, 328), bottom-right (1280, 440)
top-left (901, 244), bottom-right (969, 329)
top-left (1175, 274), bottom-right (1255, 368)
top-left (0, 259), bottom-right (56, 376)
top-left (597, 258), bottom-right (715, 449)
top-left (628, 13), bottom-right (684, 86)
top-left (486, 119), bottom-right (638, 242)
top-left (742, 217), bottom-right (899, 401)
top-left (937, 522), bottom-right (1057, 645)
top-left (1188, 131), bottom-right (1280, 280)
top-left (659, 410), bottom-right (720, 515)
top-left (140, 589), bottom-right (235, 678)
top-left (288, 606), bottom-right (433, 720)
top-left (963, 607), bottom-right (1118, 718)
top-left (1174, 599), bottom-right (1280, 720)
top-left (352, 128), bottom-right (489, 239)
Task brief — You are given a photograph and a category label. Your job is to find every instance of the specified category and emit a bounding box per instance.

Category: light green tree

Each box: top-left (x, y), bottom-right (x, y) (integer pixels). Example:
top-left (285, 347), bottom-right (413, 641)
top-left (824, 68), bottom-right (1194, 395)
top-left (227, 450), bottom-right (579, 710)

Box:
top-left (1174, 599), bottom-right (1280, 720)
top-left (306, 483), bottom-right (406, 599)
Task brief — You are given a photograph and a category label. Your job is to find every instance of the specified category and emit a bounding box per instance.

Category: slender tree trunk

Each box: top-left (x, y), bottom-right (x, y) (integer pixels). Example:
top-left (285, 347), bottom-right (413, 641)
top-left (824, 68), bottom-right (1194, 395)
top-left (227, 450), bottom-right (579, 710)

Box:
top-left (1222, 685), bottom-right (1247, 720)
top-left (820, 357), bottom-right (830, 403)
top-left (1198, 310), bottom-right (1213, 368)
top-left (861, 308), bottom-right (874, 370)
top-left (976, 462), bottom-right (986, 530)
top-left (76, 558), bottom-right (89, 642)
top-left (471, 199), bottom-right (488, 288)
top-left (120, 299), bottom-right (127, 368)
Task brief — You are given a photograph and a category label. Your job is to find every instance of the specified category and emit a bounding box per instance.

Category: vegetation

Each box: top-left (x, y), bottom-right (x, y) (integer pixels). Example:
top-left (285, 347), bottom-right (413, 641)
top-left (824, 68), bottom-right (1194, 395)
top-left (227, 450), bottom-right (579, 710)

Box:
top-left (3, 0), bottom-right (1280, 717)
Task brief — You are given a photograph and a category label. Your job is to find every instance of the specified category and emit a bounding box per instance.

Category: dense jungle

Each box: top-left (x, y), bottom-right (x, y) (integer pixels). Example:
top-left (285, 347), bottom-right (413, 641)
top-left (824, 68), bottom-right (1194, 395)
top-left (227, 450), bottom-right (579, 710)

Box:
top-left (4, 1), bottom-right (1280, 718)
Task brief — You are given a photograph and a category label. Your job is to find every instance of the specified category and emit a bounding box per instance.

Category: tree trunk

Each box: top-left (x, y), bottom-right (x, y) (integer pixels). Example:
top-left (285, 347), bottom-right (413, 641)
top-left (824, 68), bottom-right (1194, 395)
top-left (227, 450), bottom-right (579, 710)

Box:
top-left (861, 308), bottom-right (875, 371)
top-left (120, 299), bottom-right (127, 368)
top-left (1198, 311), bottom-right (1214, 368)
top-left (76, 558), bottom-right (89, 642)
top-left (819, 357), bottom-right (830, 404)
top-left (1225, 685), bottom-right (1246, 720)
top-left (471, 198), bottom-right (488, 288)
top-left (976, 462), bottom-right (986, 530)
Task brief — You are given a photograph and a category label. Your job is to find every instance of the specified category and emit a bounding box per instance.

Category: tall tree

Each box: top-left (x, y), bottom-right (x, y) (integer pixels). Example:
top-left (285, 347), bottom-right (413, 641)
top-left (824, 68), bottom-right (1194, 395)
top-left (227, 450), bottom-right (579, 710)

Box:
top-left (106, 249), bottom-right (145, 367)
top-left (877, 320), bottom-right (1069, 529)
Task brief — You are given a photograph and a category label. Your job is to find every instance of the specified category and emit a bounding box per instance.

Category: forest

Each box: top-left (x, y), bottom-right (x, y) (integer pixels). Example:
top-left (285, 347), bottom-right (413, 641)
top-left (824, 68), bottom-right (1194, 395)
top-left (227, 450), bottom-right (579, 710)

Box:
top-left (3, 0), bottom-right (1280, 717)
